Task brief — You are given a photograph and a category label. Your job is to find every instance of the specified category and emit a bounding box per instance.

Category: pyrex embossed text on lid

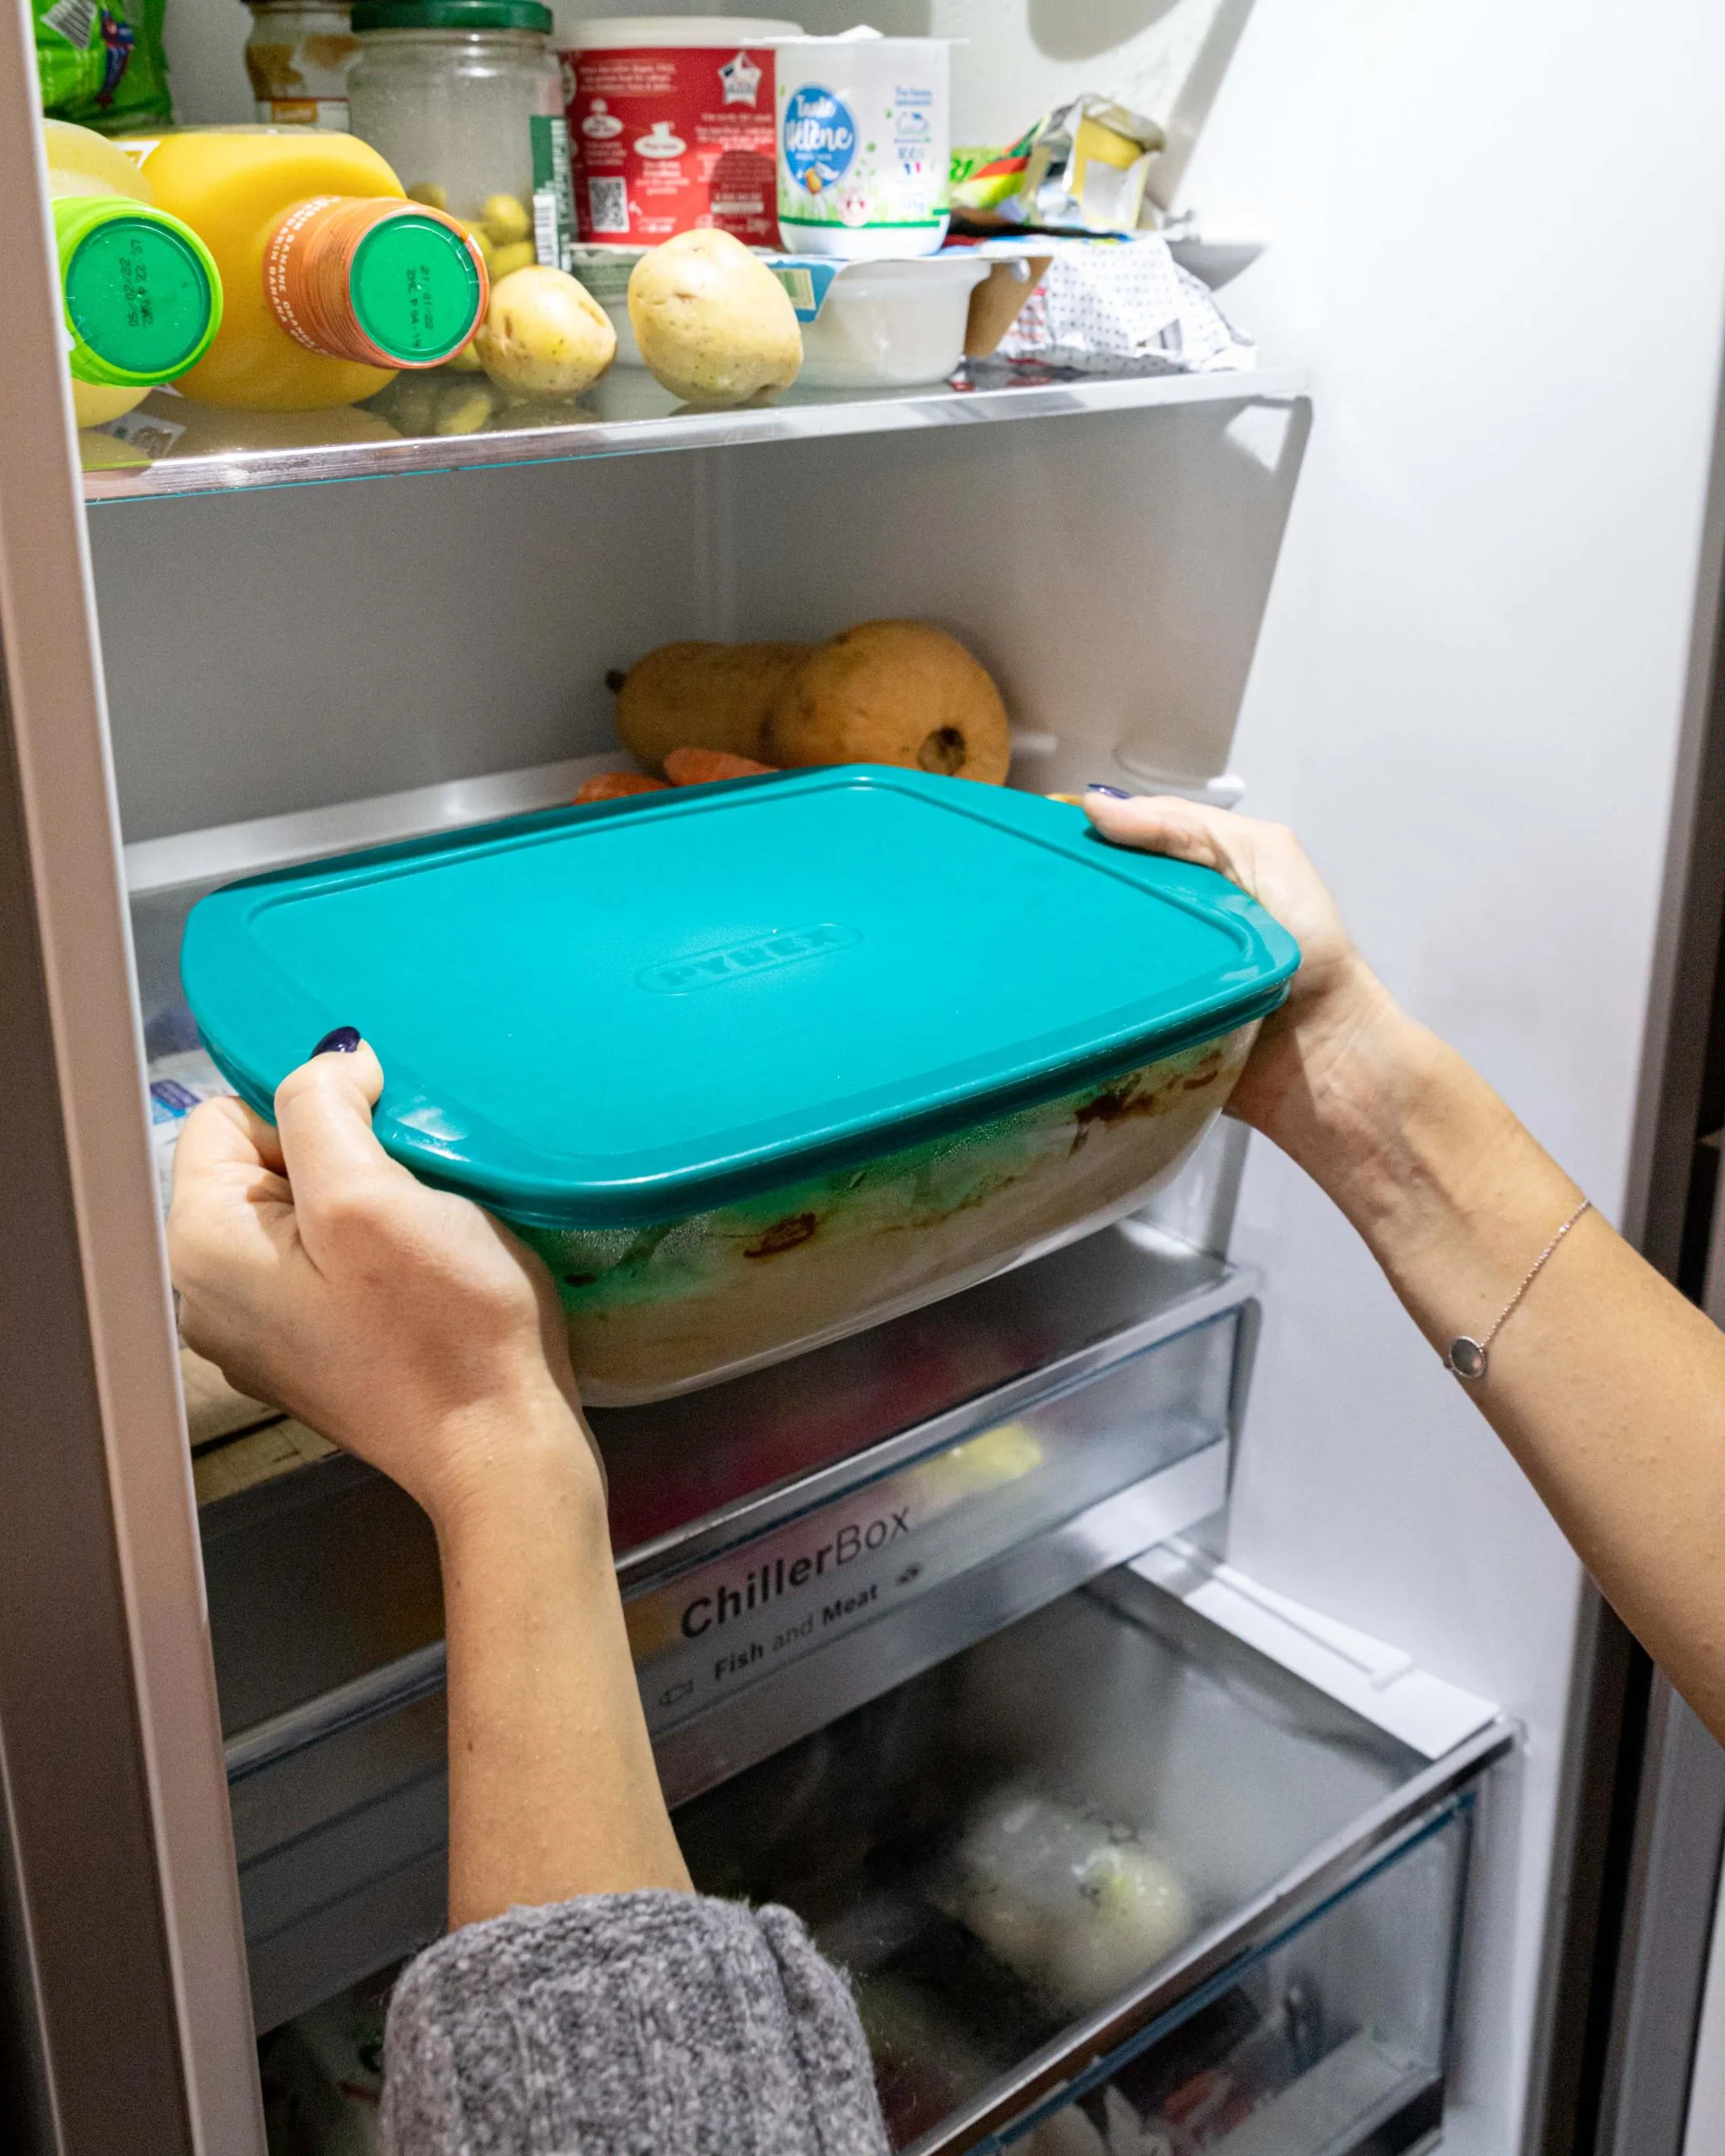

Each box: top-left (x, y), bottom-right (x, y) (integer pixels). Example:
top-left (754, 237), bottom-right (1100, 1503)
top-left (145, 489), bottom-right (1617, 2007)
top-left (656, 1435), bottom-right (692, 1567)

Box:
top-left (181, 766), bottom-right (1300, 1228)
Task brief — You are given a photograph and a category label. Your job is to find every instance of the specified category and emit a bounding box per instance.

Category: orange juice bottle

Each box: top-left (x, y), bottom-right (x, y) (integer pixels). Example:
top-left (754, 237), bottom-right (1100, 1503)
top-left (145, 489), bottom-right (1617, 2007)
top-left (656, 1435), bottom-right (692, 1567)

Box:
top-left (123, 129), bottom-right (488, 410)
top-left (43, 120), bottom-right (222, 430)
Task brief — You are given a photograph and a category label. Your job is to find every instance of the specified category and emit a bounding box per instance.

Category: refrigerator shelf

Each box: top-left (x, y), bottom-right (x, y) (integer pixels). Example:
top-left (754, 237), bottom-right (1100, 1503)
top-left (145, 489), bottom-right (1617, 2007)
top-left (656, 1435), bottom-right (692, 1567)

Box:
top-left (80, 361), bottom-right (1306, 506)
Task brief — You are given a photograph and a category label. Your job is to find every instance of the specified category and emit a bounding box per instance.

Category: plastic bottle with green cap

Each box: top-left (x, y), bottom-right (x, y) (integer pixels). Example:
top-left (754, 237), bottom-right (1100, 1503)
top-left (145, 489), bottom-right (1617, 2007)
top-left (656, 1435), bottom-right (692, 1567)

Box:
top-left (43, 119), bottom-right (223, 429)
top-left (122, 128), bottom-right (488, 410)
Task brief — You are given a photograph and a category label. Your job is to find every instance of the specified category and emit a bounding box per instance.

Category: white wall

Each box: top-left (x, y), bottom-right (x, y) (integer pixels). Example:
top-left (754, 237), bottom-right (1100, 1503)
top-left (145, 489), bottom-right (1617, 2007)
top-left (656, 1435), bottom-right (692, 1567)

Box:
top-left (1174, 4), bottom-right (1725, 2150)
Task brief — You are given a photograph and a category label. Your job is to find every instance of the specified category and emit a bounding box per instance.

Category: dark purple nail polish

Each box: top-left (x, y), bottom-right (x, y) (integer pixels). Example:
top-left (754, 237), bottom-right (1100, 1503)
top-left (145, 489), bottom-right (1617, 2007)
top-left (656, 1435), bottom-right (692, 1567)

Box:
top-left (1086, 783), bottom-right (1130, 799)
top-left (312, 1026), bottom-right (361, 1056)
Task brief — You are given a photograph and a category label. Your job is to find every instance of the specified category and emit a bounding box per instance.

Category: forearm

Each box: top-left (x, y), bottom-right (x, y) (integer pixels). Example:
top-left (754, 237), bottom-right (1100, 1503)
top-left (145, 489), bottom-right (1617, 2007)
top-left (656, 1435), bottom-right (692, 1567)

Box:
top-left (1280, 981), bottom-right (1725, 1736)
top-left (386, 1411), bottom-right (889, 2156)
top-left (432, 1402), bottom-right (691, 1929)
top-left (382, 1895), bottom-right (889, 2156)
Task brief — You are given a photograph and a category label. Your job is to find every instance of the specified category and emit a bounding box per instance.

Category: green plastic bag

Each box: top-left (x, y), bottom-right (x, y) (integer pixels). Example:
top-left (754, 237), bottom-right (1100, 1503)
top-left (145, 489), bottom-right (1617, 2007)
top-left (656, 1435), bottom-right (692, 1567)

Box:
top-left (35, 0), bottom-right (172, 134)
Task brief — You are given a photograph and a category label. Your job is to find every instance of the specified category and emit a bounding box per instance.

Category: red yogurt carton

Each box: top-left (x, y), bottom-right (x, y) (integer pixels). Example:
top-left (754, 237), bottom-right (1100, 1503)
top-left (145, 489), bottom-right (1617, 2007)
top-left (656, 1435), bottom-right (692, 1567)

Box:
top-left (560, 16), bottom-right (803, 248)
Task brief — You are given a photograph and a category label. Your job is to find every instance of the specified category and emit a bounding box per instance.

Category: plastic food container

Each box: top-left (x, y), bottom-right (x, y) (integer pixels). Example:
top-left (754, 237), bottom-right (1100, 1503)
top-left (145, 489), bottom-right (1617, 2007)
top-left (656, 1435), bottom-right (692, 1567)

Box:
top-left (245, 0), bottom-right (360, 128)
top-left (775, 33), bottom-right (950, 258)
top-left (348, 0), bottom-right (573, 271)
top-left (558, 15), bottom-right (803, 247)
top-left (571, 245), bottom-right (989, 385)
top-left (181, 769), bottom-right (1298, 1405)
top-left (798, 253), bottom-right (990, 389)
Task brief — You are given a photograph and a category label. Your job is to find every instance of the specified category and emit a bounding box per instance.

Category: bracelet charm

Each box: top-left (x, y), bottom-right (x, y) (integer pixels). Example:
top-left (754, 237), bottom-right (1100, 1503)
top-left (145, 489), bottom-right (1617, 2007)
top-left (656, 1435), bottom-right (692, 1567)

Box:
top-left (1446, 1336), bottom-right (1489, 1381)
top-left (1442, 1197), bottom-right (1591, 1386)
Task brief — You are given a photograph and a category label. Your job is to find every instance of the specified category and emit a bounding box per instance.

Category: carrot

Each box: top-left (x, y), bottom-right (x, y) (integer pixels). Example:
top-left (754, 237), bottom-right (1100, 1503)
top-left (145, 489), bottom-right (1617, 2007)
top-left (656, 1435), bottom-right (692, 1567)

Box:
top-left (663, 746), bottom-right (779, 786)
top-left (573, 771), bottom-right (670, 805)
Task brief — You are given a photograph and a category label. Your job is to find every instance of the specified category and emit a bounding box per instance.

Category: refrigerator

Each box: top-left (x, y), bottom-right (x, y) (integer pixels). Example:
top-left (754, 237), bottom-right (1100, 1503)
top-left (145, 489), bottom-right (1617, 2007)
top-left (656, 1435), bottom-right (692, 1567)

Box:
top-left (7, 1), bottom-right (1725, 2150)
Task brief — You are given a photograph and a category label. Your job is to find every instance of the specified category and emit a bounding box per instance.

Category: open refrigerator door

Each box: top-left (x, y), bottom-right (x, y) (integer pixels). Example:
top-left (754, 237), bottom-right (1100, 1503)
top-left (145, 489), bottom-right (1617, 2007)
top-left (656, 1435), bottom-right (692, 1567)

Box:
top-left (8, 5), bottom-right (1725, 2156)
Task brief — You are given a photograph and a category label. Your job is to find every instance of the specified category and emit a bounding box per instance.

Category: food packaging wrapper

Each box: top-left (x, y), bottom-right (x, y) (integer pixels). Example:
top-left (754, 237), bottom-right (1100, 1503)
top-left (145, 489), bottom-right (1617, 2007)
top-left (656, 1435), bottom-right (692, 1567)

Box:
top-left (949, 95), bottom-right (1165, 236)
top-left (148, 1045), bottom-right (234, 1212)
top-left (985, 233), bottom-right (1253, 377)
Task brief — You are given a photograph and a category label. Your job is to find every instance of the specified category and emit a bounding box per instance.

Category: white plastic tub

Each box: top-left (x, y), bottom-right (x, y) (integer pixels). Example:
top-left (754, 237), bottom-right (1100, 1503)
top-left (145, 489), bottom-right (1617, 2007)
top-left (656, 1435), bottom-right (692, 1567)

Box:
top-left (798, 254), bottom-right (991, 390)
top-left (585, 249), bottom-right (992, 387)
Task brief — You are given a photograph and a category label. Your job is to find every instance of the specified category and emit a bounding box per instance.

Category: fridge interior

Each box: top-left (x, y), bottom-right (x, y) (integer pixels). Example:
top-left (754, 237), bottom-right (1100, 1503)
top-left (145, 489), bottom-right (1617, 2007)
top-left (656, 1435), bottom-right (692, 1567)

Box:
top-left (85, 138), bottom-right (1485, 2156)
top-left (44, 0), bottom-right (1725, 2149)
top-left (210, 1211), bottom-right (1254, 2036)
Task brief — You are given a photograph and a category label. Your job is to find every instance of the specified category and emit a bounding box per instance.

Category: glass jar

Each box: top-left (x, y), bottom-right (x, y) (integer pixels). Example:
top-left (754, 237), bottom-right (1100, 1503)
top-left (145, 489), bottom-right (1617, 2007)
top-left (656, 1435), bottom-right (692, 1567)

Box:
top-left (245, 0), bottom-right (360, 129)
top-left (348, 0), bottom-right (573, 278)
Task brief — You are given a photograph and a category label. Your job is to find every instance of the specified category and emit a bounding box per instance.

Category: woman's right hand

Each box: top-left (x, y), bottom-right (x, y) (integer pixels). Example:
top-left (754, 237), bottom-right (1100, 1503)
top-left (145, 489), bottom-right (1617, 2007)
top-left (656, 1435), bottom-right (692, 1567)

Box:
top-left (1079, 792), bottom-right (1405, 1163)
top-left (168, 1035), bottom-right (595, 1529)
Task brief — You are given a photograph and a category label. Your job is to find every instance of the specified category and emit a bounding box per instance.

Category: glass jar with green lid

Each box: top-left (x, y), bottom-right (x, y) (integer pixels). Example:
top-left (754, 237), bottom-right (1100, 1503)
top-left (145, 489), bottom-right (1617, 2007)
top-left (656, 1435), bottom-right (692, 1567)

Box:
top-left (347, 0), bottom-right (573, 283)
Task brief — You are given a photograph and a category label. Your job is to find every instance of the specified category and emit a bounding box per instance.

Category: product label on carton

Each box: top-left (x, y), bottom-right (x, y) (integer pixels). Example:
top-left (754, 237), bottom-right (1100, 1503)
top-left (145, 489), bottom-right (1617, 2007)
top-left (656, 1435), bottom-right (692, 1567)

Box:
top-left (254, 97), bottom-right (349, 128)
top-left (781, 83), bottom-right (856, 194)
top-left (530, 113), bottom-right (576, 272)
top-left (624, 1414), bottom-right (1049, 1733)
top-left (563, 42), bottom-right (781, 247)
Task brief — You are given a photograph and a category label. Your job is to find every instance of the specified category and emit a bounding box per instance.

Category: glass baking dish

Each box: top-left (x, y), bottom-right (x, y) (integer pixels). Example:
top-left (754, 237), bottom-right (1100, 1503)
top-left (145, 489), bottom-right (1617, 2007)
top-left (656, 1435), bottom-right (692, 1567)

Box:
top-left (182, 768), bottom-right (1297, 1403)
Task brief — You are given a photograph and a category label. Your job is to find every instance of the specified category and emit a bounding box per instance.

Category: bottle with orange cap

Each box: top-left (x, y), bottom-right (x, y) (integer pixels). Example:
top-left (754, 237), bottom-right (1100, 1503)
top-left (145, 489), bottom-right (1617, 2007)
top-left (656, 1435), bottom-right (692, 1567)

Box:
top-left (121, 128), bottom-right (488, 410)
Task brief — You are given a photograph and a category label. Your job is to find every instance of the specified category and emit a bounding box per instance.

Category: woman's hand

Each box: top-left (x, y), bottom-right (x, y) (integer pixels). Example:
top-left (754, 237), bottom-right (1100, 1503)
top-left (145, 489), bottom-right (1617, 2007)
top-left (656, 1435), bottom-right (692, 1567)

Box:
top-left (168, 1036), bottom-right (594, 1527)
top-left (169, 1035), bottom-right (689, 1916)
top-left (1079, 792), bottom-right (1405, 1167)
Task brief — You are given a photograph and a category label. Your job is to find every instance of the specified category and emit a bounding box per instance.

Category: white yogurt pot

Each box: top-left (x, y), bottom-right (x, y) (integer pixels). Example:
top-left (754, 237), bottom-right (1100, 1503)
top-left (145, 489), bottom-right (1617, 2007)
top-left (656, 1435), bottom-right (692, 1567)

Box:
top-left (775, 34), bottom-right (950, 259)
top-left (798, 254), bottom-right (990, 389)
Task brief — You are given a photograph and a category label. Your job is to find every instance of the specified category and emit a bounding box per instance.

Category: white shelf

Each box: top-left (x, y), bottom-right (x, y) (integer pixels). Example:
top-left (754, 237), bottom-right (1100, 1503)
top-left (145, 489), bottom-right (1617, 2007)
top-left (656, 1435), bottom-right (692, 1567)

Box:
top-left (123, 750), bottom-right (621, 894)
top-left (82, 360), bottom-right (1306, 506)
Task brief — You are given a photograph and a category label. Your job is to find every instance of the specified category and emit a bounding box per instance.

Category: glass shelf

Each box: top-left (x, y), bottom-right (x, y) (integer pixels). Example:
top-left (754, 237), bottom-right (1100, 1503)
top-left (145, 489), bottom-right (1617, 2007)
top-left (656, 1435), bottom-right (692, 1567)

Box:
top-left (80, 357), bottom-right (1305, 505)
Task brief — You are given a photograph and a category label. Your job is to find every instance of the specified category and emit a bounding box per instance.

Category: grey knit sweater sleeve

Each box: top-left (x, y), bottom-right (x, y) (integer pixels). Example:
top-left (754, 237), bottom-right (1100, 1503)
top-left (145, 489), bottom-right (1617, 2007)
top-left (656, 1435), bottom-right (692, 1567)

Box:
top-left (379, 1891), bottom-right (892, 2156)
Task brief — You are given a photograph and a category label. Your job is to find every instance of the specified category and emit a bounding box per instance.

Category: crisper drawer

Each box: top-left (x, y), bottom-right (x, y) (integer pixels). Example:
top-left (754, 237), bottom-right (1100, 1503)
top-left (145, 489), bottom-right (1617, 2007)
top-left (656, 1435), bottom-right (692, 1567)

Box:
top-left (639, 1309), bottom-right (1241, 1803)
top-left (218, 1232), bottom-right (1255, 2033)
top-left (1008, 1808), bottom-right (1470, 2156)
top-left (675, 1571), bottom-right (1506, 2156)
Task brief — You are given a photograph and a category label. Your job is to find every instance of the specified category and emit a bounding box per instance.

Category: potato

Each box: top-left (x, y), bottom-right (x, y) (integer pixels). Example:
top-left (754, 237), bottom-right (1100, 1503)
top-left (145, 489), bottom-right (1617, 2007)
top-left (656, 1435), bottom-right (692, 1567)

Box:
top-left (614, 640), bottom-right (811, 774)
top-left (628, 230), bottom-right (802, 409)
top-left (488, 238), bottom-right (536, 280)
top-left (433, 384), bottom-right (497, 435)
top-left (480, 192), bottom-right (532, 246)
top-left (475, 266), bottom-right (617, 399)
top-left (765, 620), bottom-right (1012, 784)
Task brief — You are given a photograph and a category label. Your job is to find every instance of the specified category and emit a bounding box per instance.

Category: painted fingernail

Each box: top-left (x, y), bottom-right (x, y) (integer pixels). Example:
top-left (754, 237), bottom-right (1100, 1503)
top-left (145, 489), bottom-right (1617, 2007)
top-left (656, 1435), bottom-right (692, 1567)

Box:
top-left (312, 1026), bottom-right (361, 1056)
top-left (1086, 784), bottom-right (1130, 799)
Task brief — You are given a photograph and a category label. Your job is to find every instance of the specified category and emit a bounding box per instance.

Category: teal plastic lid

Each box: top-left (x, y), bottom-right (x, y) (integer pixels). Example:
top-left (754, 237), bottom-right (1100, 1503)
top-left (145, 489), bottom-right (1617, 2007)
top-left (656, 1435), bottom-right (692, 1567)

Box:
top-left (182, 768), bottom-right (1300, 1228)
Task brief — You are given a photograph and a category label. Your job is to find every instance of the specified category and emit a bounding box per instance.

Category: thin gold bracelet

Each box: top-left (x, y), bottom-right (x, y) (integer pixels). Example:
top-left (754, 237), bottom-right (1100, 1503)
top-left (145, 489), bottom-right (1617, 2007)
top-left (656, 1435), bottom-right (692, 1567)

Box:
top-left (1445, 1197), bottom-right (1592, 1382)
